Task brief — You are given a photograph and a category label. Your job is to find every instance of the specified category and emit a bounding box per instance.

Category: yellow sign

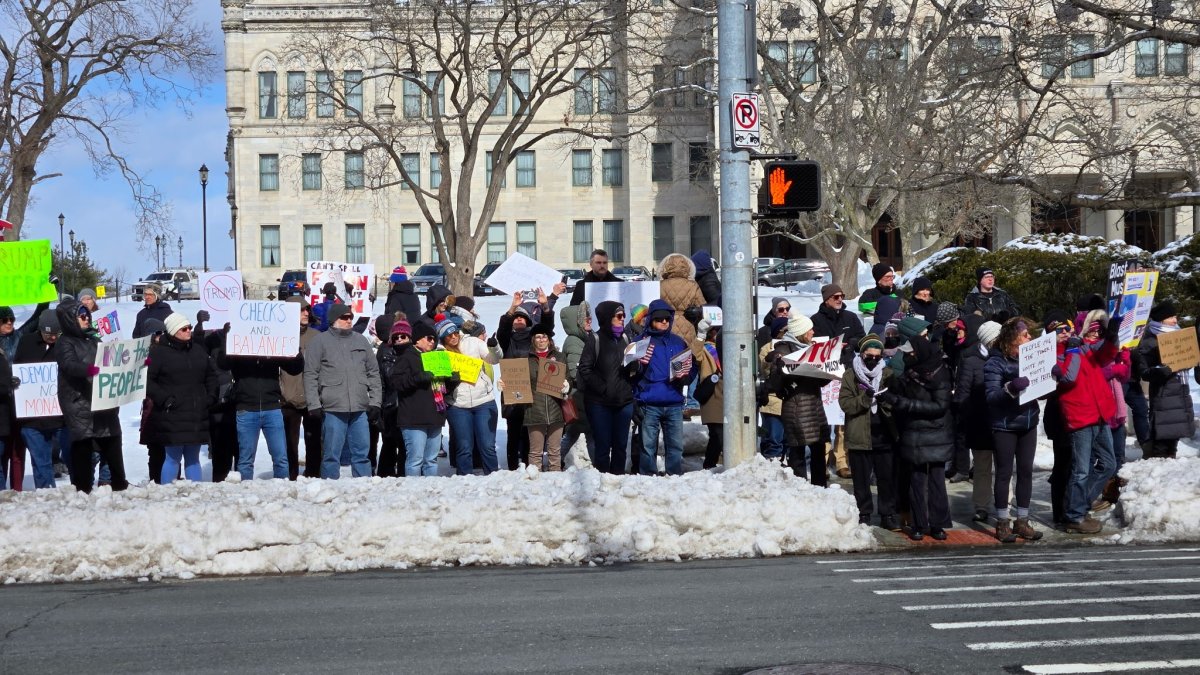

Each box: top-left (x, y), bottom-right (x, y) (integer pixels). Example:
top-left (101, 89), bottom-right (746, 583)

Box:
top-left (447, 352), bottom-right (484, 384)
top-left (96, 285), bottom-right (107, 299)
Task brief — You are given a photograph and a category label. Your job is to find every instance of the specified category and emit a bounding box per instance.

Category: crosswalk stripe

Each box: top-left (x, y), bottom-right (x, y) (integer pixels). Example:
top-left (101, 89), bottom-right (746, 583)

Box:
top-left (833, 555), bottom-right (1200, 573)
top-left (815, 547), bottom-right (1200, 564)
top-left (874, 577), bottom-right (1200, 595)
top-left (967, 633), bottom-right (1200, 651)
top-left (1020, 658), bottom-right (1200, 674)
top-left (856, 569), bottom-right (1066, 582)
top-left (902, 593), bottom-right (1200, 611)
top-left (931, 611), bottom-right (1200, 629)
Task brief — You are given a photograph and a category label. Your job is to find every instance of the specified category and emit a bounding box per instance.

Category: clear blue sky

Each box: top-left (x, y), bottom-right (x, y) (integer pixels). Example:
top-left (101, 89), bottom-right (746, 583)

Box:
top-left (24, 2), bottom-right (230, 283)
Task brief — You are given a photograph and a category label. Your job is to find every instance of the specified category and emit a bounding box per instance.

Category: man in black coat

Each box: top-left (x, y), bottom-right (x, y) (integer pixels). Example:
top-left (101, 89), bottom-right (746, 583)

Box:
top-left (810, 283), bottom-right (865, 367)
top-left (383, 266), bottom-right (421, 320)
top-left (691, 250), bottom-right (722, 307)
top-left (132, 283), bottom-right (174, 339)
top-left (962, 267), bottom-right (1019, 323)
top-left (570, 249), bottom-right (622, 306)
top-left (13, 310), bottom-right (67, 489)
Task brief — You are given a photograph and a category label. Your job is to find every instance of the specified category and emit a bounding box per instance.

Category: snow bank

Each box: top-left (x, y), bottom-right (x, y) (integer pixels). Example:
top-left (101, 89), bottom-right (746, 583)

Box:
top-left (0, 457), bottom-right (874, 584)
top-left (1114, 457), bottom-right (1200, 544)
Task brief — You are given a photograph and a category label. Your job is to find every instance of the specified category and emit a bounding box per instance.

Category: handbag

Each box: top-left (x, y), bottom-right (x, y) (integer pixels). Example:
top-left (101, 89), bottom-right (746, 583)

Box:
top-left (560, 396), bottom-right (579, 425)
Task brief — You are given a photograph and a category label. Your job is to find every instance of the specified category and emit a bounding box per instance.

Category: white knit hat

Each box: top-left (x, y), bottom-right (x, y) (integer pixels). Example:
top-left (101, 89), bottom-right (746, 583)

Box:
top-left (977, 321), bottom-right (1001, 348)
top-left (164, 312), bottom-right (190, 337)
top-left (787, 312), bottom-right (814, 338)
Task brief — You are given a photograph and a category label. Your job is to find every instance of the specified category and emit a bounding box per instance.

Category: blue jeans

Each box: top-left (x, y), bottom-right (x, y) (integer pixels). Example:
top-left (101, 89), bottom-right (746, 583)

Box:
top-left (163, 445), bottom-right (203, 483)
top-left (587, 402), bottom-right (634, 474)
top-left (21, 427), bottom-right (61, 489)
top-left (322, 411), bottom-right (371, 478)
top-left (760, 413), bottom-right (786, 458)
top-left (1111, 425), bottom-right (1127, 471)
top-left (402, 426), bottom-right (442, 477)
top-left (236, 409), bottom-right (289, 480)
top-left (640, 404), bottom-right (684, 476)
top-left (1066, 423), bottom-right (1117, 522)
top-left (446, 404), bottom-right (498, 475)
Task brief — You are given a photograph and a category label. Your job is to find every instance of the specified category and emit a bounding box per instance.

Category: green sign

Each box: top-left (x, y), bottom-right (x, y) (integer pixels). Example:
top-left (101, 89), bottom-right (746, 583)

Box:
top-left (0, 240), bottom-right (57, 305)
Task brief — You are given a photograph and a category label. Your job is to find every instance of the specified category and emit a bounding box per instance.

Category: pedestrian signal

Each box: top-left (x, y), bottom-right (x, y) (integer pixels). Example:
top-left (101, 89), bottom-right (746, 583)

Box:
top-left (761, 161), bottom-right (821, 214)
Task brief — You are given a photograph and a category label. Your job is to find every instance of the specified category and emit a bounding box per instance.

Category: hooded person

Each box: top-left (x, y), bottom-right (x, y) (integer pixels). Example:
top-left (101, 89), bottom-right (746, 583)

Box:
top-left (908, 276), bottom-right (938, 325)
top-left (144, 312), bottom-right (219, 484)
top-left (496, 294), bottom-right (557, 469)
top-left (279, 295), bottom-right (322, 479)
top-left (417, 284), bottom-right (455, 332)
top-left (691, 249), bottom-right (722, 307)
top-left (578, 300), bottom-right (637, 474)
top-left (1132, 301), bottom-right (1195, 459)
top-left (558, 302), bottom-right (594, 465)
top-left (859, 263), bottom-right (899, 334)
top-left (962, 267), bottom-right (1019, 323)
top-left (384, 266), bottom-right (422, 322)
top-left (954, 315), bottom-right (997, 522)
top-left (630, 299), bottom-right (696, 475)
top-left (656, 253), bottom-right (706, 350)
top-left (839, 333), bottom-right (899, 529)
top-left (310, 281), bottom-right (344, 332)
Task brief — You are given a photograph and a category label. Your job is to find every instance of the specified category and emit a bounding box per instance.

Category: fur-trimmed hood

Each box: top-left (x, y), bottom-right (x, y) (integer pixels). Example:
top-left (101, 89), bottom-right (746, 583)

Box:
top-left (657, 253), bottom-right (696, 281)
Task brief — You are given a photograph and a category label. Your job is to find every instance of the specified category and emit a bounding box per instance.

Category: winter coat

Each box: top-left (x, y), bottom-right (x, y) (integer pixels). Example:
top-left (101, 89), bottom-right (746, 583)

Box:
top-left (0, 349), bottom-right (13, 438)
top-left (377, 340), bottom-right (399, 424)
top-left (446, 335), bottom-right (501, 409)
top-left (311, 296), bottom-right (336, 332)
top-left (384, 281), bottom-right (422, 322)
top-left (962, 286), bottom-right (1019, 323)
top-left (559, 303), bottom-right (590, 428)
top-left (570, 269), bottom-right (622, 306)
top-left (858, 285), bottom-right (901, 334)
top-left (0, 302), bottom-right (48, 361)
top-left (691, 250), bottom-right (722, 306)
top-left (811, 302), bottom-right (865, 367)
top-left (1134, 333), bottom-right (1196, 441)
top-left (657, 253), bottom-right (706, 349)
top-left (953, 343), bottom-right (994, 451)
top-left (578, 302), bottom-right (636, 408)
top-left (303, 327), bottom-right (382, 413)
top-left (14, 331), bottom-right (64, 430)
top-left (755, 311), bottom-right (781, 351)
top-left (132, 300), bottom-right (175, 339)
top-left (769, 335), bottom-right (827, 447)
top-left (525, 346), bottom-right (566, 427)
top-left (631, 299), bottom-right (696, 407)
top-left (144, 334), bottom-right (218, 445)
top-left (983, 348), bottom-right (1040, 433)
top-left (696, 340), bottom-right (724, 425)
top-left (1055, 338), bottom-right (1118, 432)
top-left (279, 323), bottom-right (318, 409)
top-left (54, 301), bottom-right (121, 441)
top-left (756, 340), bottom-right (785, 416)
top-left (910, 297), bottom-right (938, 325)
top-left (840, 365), bottom-right (896, 452)
top-left (391, 343), bottom-right (444, 428)
top-left (888, 365), bottom-right (955, 464)
top-left (215, 335), bottom-right (303, 412)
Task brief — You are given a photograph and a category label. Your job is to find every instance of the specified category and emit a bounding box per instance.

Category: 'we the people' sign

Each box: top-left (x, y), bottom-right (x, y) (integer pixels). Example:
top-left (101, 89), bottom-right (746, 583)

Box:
top-left (91, 337), bottom-right (151, 411)
top-left (227, 300), bottom-right (301, 357)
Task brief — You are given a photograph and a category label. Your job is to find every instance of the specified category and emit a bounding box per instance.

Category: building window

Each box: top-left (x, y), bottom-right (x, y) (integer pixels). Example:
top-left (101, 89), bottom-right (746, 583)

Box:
top-left (487, 222), bottom-right (506, 262)
top-left (488, 70), bottom-right (507, 116)
top-left (511, 69), bottom-right (529, 114)
top-left (602, 149), bottom-right (623, 186)
top-left (1136, 39), bottom-right (1159, 77)
top-left (603, 219), bottom-right (624, 262)
top-left (303, 224), bottom-right (323, 262)
top-left (597, 68), bottom-right (617, 113)
top-left (287, 71), bottom-right (306, 118)
top-left (426, 71), bottom-right (444, 117)
top-left (345, 224), bottom-right (366, 264)
top-left (572, 149), bottom-right (592, 186)
top-left (574, 69), bottom-right (593, 114)
top-left (692, 67), bottom-right (707, 106)
top-left (1165, 42), bottom-right (1188, 76)
top-left (401, 153), bottom-right (420, 189)
top-left (515, 150), bottom-right (536, 187)
top-left (403, 74), bottom-right (421, 118)
top-left (258, 71), bottom-right (278, 118)
top-left (344, 70), bottom-right (363, 117)
top-left (976, 36), bottom-right (1002, 58)
top-left (794, 41), bottom-right (817, 83)
top-left (316, 70), bottom-right (334, 117)
top-left (765, 42), bottom-right (787, 86)
top-left (653, 216), bottom-right (674, 260)
top-left (652, 65), bottom-right (667, 108)
top-left (261, 225), bottom-right (280, 267)
top-left (302, 153), bottom-right (322, 190)
top-left (1041, 34), bottom-right (1066, 78)
top-left (258, 154), bottom-right (279, 191)
top-left (402, 223), bottom-right (421, 265)
top-left (430, 153), bottom-right (441, 189)
top-left (1070, 35), bottom-right (1095, 78)
top-left (690, 215), bottom-right (712, 253)
top-left (344, 152), bottom-right (364, 190)
top-left (674, 68), bottom-right (688, 107)
top-left (486, 151), bottom-right (505, 187)
top-left (573, 220), bottom-right (593, 263)
top-left (688, 142), bottom-right (711, 182)
top-left (651, 143), bottom-right (673, 182)
top-left (865, 39), bottom-right (907, 73)
top-left (517, 221), bottom-right (536, 258)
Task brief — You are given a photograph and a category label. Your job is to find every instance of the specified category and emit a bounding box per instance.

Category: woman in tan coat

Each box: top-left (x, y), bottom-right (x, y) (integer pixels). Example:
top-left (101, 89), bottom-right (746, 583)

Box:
top-left (657, 253), bottom-right (706, 348)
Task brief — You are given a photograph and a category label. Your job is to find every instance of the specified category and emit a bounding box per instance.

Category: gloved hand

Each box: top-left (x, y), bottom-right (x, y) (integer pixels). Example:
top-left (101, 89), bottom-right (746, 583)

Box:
top-left (1105, 317), bottom-right (1122, 341)
top-left (196, 310), bottom-right (210, 324)
top-left (561, 379), bottom-right (571, 395)
top-left (1051, 364), bottom-right (1063, 380)
top-left (1005, 376), bottom-right (1030, 396)
top-left (367, 405), bottom-right (381, 425)
top-left (144, 358), bottom-right (152, 367)
top-left (416, 371), bottom-right (434, 386)
top-left (487, 337), bottom-right (498, 348)
top-left (447, 372), bottom-right (462, 387)
top-left (858, 383), bottom-right (875, 398)
top-left (87, 365), bottom-right (101, 378)
top-left (877, 391), bottom-right (899, 406)
top-left (306, 408), bottom-right (324, 421)
top-left (11, 377), bottom-right (20, 390)
top-left (1065, 335), bottom-right (1083, 350)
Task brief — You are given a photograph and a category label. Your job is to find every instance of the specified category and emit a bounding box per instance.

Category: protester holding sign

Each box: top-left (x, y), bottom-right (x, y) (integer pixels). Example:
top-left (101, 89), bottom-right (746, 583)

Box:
top-left (631, 300), bottom-right (695, 476)
top-left (391, 322), bottom-right (447, 477)
top-left (515, 324), bottom-right (569, 472)
top-left (145, 313), bottom-right (218, 484)
top-left (1132, 302), bottom-right (1196, 460)
top-left (13, 310), bottom-right (65, 489)
top-left (440, 316), bottom-right (501, 475)
top-left (766, 315), bottom-right (828, 486)
top-left (497, 291), bottom-right (558, 469)
top-left (0, 344), bottom-right (13, 489)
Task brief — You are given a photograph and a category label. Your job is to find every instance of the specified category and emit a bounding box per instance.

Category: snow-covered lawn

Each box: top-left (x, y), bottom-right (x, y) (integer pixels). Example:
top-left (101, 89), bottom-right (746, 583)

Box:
top-left (1114, 457), bottom-right (1200, 545)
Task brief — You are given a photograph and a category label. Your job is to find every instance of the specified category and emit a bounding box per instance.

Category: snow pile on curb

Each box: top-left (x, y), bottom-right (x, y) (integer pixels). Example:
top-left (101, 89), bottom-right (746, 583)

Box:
top-left (1115, 457), bottom-right (1200, 544)
top-left (0, 457), bottom-right (874, 583)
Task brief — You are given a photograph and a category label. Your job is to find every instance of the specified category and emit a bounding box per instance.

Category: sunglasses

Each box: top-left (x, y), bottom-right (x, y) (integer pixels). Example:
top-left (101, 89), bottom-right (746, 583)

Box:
top-left (393, 334), bottom-right (410, 341)
top-left (179, 325), bottom-right (193, 332)
top-left (776, 306), bottom-right (791, 313)
top-left (614, 313), bottom-right (626, 319)
top-left (338, 314), bottom-right (354, 321)
top-left (830, 294), bottom-right (845, 300)
top-left (0, 317), bottom-right (14, 324)
top-left (651, 316), bottom-right (670, 322)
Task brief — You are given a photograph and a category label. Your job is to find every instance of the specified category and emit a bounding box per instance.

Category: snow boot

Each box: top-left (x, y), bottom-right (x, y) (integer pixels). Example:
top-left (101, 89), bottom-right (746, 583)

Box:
top-left (1013, 518), bottom-right (1042, 541)
top-left (995, 519), bottom-right (1017, 543)
top-left (1064, 517), bottom-right (1102, 534)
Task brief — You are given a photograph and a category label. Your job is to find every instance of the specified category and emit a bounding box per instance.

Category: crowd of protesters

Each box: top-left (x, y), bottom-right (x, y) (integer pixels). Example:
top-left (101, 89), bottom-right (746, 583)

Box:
top-left (0, 253), bottom-right (1194, 543)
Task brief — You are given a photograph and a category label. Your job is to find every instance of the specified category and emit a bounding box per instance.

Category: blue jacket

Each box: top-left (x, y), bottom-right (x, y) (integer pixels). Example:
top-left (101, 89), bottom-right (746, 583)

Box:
top-left (983, 348), bottom-right (1040, 432)
top-left (631, 299), bottom-right (696, 406)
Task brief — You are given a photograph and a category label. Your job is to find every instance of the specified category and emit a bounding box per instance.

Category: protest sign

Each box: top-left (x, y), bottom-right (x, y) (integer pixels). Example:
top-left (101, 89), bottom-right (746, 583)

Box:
top-left (94, 310), bottom-right (122, 342)
top-left (1116, 270), bottom-right (1159, 348)
top-left (535, 358), bottom-right (567, 399)
top-left (0, 240), bottom-right (58, 305)
top-left (446, 351), bottom-right (484, 384)
top-left (1157, 326), bottom-right (1200, 373)
top-left (227, 301), bottom-right (301, 357)
top-left (821, 380), bottom-right (844, 426)
top-left (96, 285), bottom-right (107, 299)
top-left (200, 271), bottom-right (244, 326)
top-left (584, 281), bottom-right (661, 327)
top-left (1018, 331), bottom-right (1057, 404)
top-left (14, 362), bottom-right (61, 419)
top-left (306, 260), bottom-right (376, 317)
top-left (1106, 259), bottom-right (1137, 316)
top-left (702, 306), bottom-right (723, 327)
top-left (484, 252), bottom-right (564, 297)
top-left (781, 336), bottom-right (843, 381)
top-left (420, 350), bottom-right (454, 377)
top-left (91, 337), bottom-right (151, 411)
top-left (500, 358), bottom-right (533, 405)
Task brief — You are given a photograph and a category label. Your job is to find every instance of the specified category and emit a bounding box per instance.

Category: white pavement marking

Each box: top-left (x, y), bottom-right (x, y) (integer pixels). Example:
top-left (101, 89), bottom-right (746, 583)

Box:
top-left (932, 611), bottom-right (1200, 629)
top-left (815, 547), bottom-right (1200, 564)
top-left (967, 633), bottom-right (1200, 651)
top-left (833, 555), bottom-right (1200, 573)
top-left (855, 570), bottom-right (1067, 582)
top-left (874, 577), bottom-right (1200, 595)
top-left (1020, 659), bottom-right (1200, 674)
top-left (903, 593), bottom-right (1200, 611)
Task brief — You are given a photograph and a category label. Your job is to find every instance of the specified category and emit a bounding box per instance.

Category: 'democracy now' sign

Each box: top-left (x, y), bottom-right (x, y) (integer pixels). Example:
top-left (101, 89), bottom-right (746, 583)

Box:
top-left (91, 337), bottom-right (151, 411)
top-left (227, 300), bottom-right (301, 357)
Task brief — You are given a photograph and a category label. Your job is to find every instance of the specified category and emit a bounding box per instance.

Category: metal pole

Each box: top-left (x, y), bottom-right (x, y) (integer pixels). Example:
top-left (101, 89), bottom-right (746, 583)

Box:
top-left (57, 214), bottom-right (65, 299)
top-left (718, 0), bottom-right (756, 467)
top-left (178, 236), bottom-right (184, 267)
top-left (200, 164), bottom-right (209, 272)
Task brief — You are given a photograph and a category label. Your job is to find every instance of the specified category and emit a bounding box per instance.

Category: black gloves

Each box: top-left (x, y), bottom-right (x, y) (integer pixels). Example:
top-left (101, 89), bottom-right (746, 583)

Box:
top-left (877, 391), bottom-right (899, 406)
top-left (415, 371), bottom-right (434, 386)
top-left (11, 377), bottom-right (20, 390)
top-left (858, 384), bottom-right (875, 398)
top-left (367, 405), bottom-right (381, 425)
top-left (306, 408), bottom-right (324, 420)
top-left (487, 337), bottom-right (498, 348)
top-left (196, 310), bottom-right (211, 324)
top-left (447, 372), bottom-right (462, 387)
top-left (683, 305), bottom-right (702, 327)
top-left (1065, 335), bottom-right (1083, 350)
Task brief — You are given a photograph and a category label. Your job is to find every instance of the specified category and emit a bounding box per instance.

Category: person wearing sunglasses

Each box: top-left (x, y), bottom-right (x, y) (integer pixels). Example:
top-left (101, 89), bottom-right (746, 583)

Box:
top-left (144, 313), bottom-right (218, 484)
top-left (754, 297), bottom-right (792, 350)
top-left (630, 299), bottom-right (695, 476)
top-left (577, 301), bottom-right (636, 473)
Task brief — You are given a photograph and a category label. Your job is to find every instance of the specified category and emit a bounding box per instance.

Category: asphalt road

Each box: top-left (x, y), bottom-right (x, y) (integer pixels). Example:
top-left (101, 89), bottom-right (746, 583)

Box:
top-left (2, 544), bottom-right (1199, 674)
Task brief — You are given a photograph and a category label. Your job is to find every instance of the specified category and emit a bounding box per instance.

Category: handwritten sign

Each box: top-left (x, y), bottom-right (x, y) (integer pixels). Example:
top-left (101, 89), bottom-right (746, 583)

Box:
top-left (702, 306), bottom-right (723, 327)
top-left (227, 301), bottom-right (301, 357)
top-left (821, 380), bottom-right (844, 426)
top-left (584, 281), bottom-right (661, 328)
top-left (500, 358), bottom-right (533, 405)
top-left (306, 261), bottom-right (375, 318)
top-left (1117, 271), bottom-right (1159, 348)
top-left (94, 310), bottom-right (122, 342)
top-left (200, 271), bottom-right (244, 326)
top-left (535, 358), bottom-right (567, 399)
top-left (14, 362), bottom-right (61, 418)
top-left (0, 240), bottom-right (58, 305)
top-left (1157, 326), bottom-right (1200, 373)
top-left (91, 337), bottom-right (151, 411)
top-left (484, 252), bottom-right (564, 297)
top-left (1018, 331), bottom-right (1057, 404)
top-left (446, 351), bottom-right (484, 384)
top-left (420, 350), bottom-right (454, 377)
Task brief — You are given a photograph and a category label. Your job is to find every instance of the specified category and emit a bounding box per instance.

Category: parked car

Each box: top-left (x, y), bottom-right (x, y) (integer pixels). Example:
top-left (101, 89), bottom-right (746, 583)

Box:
top-left (754, 257), bottom-right (785, 274)
top-left (132, 269), bottom-right (199, 301)
top-left (411, 263), bottom-right (447, 294)
top-left (473, 261), bottom-right (505, 297)
top-left (277, 269), bottom-right (309, 299)
top-left (612, 265), bottom-right (653, 282)
top-left (757, 258), bottom-right (831, 287)
top-left (558, 268), bottom-right (584, 292)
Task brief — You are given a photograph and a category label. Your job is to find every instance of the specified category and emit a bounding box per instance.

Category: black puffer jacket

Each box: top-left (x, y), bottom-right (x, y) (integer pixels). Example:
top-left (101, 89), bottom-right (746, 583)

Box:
top-left (377, 340), bottom-right (400, 422)
top-left (769, 336), bottom-right (828, 447)
top-left (0, 349), bottom-right (12, 438)
top-left (384, 281), bottom-right (421, 321)
top-left (962, 286), bottom-right (1018, 323)
top-left (144, 334), bottom-right (218, 445)
top-left (391, 343), bottom-right (444, 428)
top-left (889, 365), bottom-right (955, 464)
top-left (983, 348), bottom-right (1040, 433)
top-left (953, 343), bottom-right (993, 451)
top-left (811, 303), bottom-right (865, 366)
top-left (14, 330), bottom-right (63, 431)
top-left (55, 300), bottom-right (121, 440)
top-left (1134, 333), bottom-right (1196, 441)
top-left (216, 340), bottom-right (303, 412)
top-left (577, 301), bottom-right (636, 407)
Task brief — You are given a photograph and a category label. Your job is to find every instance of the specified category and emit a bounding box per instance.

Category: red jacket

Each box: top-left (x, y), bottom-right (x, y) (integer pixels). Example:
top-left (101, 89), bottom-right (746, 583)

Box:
top-left (1055, 338), bottom-right (1118, 433)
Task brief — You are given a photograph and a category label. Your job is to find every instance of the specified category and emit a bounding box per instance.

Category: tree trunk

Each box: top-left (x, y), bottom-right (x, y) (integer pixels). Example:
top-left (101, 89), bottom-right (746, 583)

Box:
top-left (829, 242), bottom-right (863, 300)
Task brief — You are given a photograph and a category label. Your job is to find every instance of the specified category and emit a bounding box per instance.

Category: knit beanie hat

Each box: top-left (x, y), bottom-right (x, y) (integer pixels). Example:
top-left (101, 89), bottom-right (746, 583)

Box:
top-left (936, 302), bottom-right (960, 324)
top-left (142, 318), bottom-right (165, 335)
top-left (770, 296), bottom-right (788, 311)
top-left (163, 312), bottom-right (190, 336)
top-left (144, 282), bottom-right (163, 298)
top-left (872, 263), bottom-right (894, 283)
top-left (630, 304), bottom-right (649, 327)
top-left (976, 267), bottom-right (994, 283)
top-left (1042, 308), bottom-right (1071, 331)
top-left (329, 303), bottom-right (352, 321)
top-left (77, 288), bottom-right (98, 303)
top-left (821, 284), bottom-right (844, 301)
top-left (531, 323), bottom-right (554, 339)
top-left (374, 314), bottom-right (395, 340)
top-left (0, 306), bottom-right (13, 321)
top-left (911, 276), bottom-right (933, 295)
top-left (38, 310), bottom-right (61, 336)
top-left (1150, 301), bottom-right (1177, 323)
top-left (389, 266), bottom-right (408, 283)
top-left (411, 321), bottom-right (437, 342)
top-left (859, 333), bottom-right (884, 352)
top-left (977, 321), bottom-right (1002, 348)
top-left (391, 319), bottom-right (413, 337)
top-left (770, 316), bottom-right (789, 337)
top-left (897, 315), bottom-right (931, 340)
top-left (455, 296), bottom-right (476, 313)
top-left (435, 314), bottom-right (459, 340)
top-left (787, 313), bottom-right (813, 338)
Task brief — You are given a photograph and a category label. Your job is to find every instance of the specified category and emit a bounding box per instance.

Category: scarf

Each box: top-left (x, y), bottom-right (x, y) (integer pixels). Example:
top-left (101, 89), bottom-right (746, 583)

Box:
top-left (1148, 320), bottom-right (1180, 335)
top-left (610, 325), bottom-right (624, 339)
top-left (852, 353), bottom-right (886, 413)
top-left (704, 341), bottom-right (721, 373)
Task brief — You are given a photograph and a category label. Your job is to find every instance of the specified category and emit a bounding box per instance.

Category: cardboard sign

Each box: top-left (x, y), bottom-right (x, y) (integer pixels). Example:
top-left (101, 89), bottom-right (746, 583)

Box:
top-left (91, 337), bottom-right (151, 411)
top-left (1018, 331), bottom-right (1057, 404)
top-left (535, 357), bottom-right (567, 399)
top-left (500, 358), bottom-right (533, 405)
top-left (200, 271), bottom-right (244, 326)
top-left (227, 300), bottom-right (301, 357)
top-left (446, 351), bottom-right (484, 384)
top-left (14, 362), bottom-right (61, 418)
top-left (420, 350), bottom-right (454, 377)
top-left (1116, 271), bottom-right (1159, 348)
top-left (584, 281), bottom-right (661, 328)
top-left (94, 310), bottom-right (122, 342)
top-left (306, 261), bottom-right (375, 318)
top-left (0, 240), bottom-right (58, 305)
top-left (484, 252), bottom-right (565, 297)
top-left (1157, 326), bottom-right (1200, 373)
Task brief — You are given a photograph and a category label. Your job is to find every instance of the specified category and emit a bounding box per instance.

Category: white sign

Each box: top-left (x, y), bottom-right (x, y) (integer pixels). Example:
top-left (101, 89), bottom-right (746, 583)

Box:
top-left (484, 252), bottom-right (564, 297)
top-left (623, 339), bottom-right (651, 366)
top-left (732, 92), bottom-right (761, 150)
top-left (781, 336), bottom-right (843, 381)
top-left (227, 300), bottom-right (302, 357)
top-left (584, 281), bottom-right (662, 328)
top-left (91, 337), bottom-right (151, 411)
top-left (306, 261), bottom-right (375, 318)
top-left (94, 309), bottom-right (122, 343)
top-left (1018, 331), bottom-right (1057, 404)
top-left (14, 362), bottom-right (61, 419)
top-left (200, 270), bottom-right (244, 326)
top-left (702, 305), bottom-right (723, 327)
top-left (822, 380), bottom-right (844, 426)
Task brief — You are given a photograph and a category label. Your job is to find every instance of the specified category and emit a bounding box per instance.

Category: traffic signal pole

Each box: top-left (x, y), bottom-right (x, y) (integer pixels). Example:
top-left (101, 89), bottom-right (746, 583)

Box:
top-left (717, 0), bottom-right (757, 468)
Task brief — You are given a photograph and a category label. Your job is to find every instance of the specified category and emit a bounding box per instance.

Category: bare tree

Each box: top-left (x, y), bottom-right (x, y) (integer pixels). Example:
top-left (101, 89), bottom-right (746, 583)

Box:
top-left (0, 0), bottom-right (215, 244)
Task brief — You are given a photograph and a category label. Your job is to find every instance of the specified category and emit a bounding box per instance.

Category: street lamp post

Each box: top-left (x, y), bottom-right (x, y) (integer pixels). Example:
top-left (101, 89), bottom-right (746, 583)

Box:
top-left (155, 235), bottom-right (162, 270)
top-left (68, 229), bottom-right (75, 297)
top-left (199, 164), bottom-right (209, 272)
top-left (229, 203), bottom-right (238, 270)
top-left (57, 213), bottom-right (65, 298)
top-left (178, 236), bottom-right (184, 267)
